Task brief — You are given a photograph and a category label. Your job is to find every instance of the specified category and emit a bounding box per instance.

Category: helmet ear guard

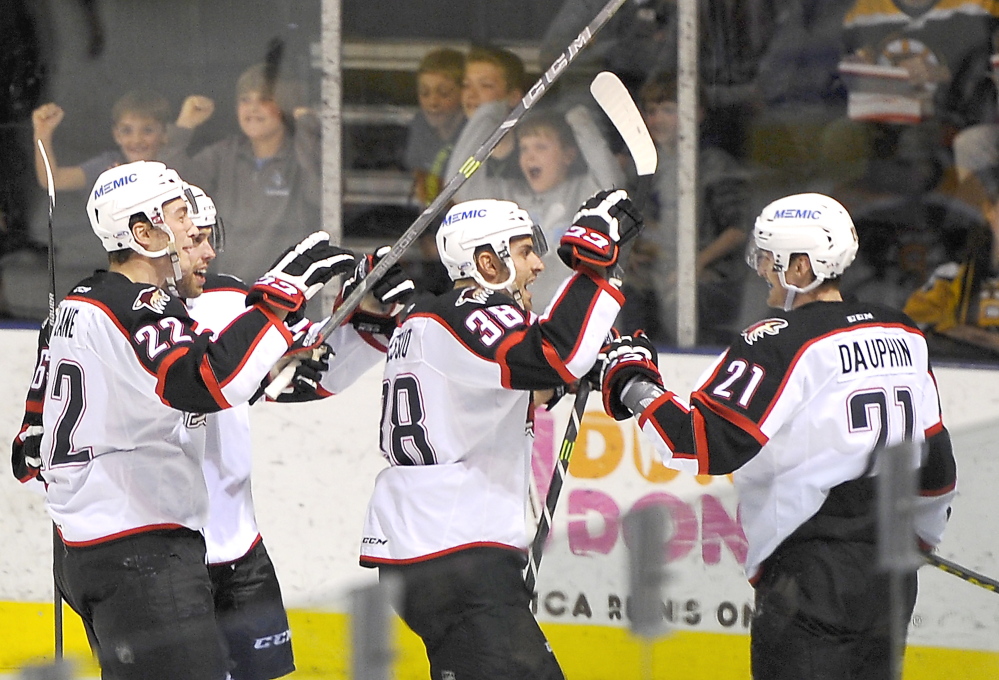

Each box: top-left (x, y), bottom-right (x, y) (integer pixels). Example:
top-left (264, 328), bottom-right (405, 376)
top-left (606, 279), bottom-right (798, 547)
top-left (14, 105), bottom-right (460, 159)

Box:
top-left (436, 199), bottom-right (547, 292)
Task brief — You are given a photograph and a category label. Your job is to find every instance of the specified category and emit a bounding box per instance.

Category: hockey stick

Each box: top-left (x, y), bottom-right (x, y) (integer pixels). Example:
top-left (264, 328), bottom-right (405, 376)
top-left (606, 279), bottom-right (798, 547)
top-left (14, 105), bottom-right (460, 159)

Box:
top-left (926, 553), bottom-right (999, 594)
top-left (263, 0), bottom-right (629, 399)
top-left (525, 72), bottom-right (658, 594)
top-left (37, 140), bottom-right (63, 660)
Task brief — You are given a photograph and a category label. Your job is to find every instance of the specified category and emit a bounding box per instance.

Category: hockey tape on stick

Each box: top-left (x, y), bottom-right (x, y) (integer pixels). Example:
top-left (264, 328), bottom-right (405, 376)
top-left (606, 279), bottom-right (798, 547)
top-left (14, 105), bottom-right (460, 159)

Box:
top-left (926, 553), bottom-right (999, 594)
top-left (263, 0), bottom-right (629, 399)
top-left (37, 139), bottom-right (64, 659)
top-left (525, 76), bottom-right (659, 591)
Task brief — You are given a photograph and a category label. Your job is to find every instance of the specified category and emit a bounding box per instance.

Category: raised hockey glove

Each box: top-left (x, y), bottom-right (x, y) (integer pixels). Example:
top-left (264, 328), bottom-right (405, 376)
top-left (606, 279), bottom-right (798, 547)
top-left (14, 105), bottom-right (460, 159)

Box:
top-left (338, 245), bottom-right (415, 336)
top-left (341, 245), bottom-right (417, 308)
top-left (247, 231), bottom-right (356, 313)
top-left (558, 189), bottom-right (644, 271)
top-left (597, 332), bottom-right (663, 421)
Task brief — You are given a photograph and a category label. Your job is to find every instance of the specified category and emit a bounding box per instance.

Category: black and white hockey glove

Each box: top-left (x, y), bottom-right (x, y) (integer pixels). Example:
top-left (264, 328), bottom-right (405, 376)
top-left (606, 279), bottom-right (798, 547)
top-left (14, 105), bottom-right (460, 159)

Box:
top-left (558, 189), bottom-right (644, 271)
top-left (596, 332), bottom-right (663, 421)
top-left (247, 231), bottom-right (355, 313)
top-left (13, 424), bottom-right (44, 481)
top-left (339, 245), bottom-right (416, 336)
top-left (268, 319), bottom-right (333, 402)
top-left (341, 245), bottom-right (416, 308)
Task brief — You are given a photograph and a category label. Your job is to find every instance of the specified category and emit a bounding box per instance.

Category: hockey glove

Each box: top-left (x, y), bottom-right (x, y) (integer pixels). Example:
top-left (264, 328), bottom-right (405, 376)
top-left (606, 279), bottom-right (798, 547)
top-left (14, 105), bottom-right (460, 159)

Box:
top-left (338, 245), bottom-right (415, 336)
top-left (247, 231), bottom-right (356, 313)
top-left (597, 332), bottom-right (663, 421)
top-left (12, 424), bottom-right (44, 481)
top-left (558, 189), bottom-right (644, 271)
top-left (341, 245), bottom-right (417, 308)
top-left (268, 319), bottom-right (333, 402)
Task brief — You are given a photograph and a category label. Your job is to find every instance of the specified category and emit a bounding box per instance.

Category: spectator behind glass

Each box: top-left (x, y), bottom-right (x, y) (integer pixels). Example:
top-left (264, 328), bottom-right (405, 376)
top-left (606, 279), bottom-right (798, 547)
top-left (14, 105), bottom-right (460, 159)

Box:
top-left (32, 89), bottom-right (171, 192)
top-left (163, 63), bottom-right (321, 287)
top-left (638, 73), bottom-right (751, 346)
top-left (904, 171), bottom-right (999, 361)
top-left (444, 45), bottom-right (526, 203)
top-left (406, 47), bottom-right (465, 207)
top-left (468, 107), bottom-right (623, 311)
top-left (822, 0), bottom-right (999, 188)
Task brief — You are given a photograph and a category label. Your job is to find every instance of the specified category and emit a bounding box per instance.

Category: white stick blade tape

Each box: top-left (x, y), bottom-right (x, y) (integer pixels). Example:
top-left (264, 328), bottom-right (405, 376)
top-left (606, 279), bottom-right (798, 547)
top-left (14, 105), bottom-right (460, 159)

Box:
top-left (590, 71), bottom-right (658, 176)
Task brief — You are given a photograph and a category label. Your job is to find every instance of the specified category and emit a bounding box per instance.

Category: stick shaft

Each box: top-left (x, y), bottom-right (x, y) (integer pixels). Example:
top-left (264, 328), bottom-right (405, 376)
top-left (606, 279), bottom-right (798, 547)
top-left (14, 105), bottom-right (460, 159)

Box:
top-left (525, 384), bottom-right (590, 594)
top-left (37, 139), bottom-right (63, 659)
top-left (264, 0), bottom-right (628, 399)
top-left (926, 553), bottom-right (999, 593)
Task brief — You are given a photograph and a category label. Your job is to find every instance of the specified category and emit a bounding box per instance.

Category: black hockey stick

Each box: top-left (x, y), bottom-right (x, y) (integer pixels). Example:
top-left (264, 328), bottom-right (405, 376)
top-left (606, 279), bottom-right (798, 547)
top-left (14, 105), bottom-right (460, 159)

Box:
top-left (37, 139), bottom-right (63, 660)
top-left (525, 72), bottom-right (658, 594)
top-left (926, 553), bottom-right (999, 594)
top-left (263, 0), bottom-right (629, 398)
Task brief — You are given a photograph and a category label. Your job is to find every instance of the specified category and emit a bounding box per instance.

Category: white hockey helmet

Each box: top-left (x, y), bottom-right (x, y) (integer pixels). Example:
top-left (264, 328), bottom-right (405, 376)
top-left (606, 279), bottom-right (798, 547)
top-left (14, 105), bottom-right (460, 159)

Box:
top-left (87, 161), bottom-right (188, 257)
top-left (750, 192), bottom-right (858, 295)
top-left (184, 184), bottom-right (225, 253)
top-left (436, 199), bottom-right (548, 291)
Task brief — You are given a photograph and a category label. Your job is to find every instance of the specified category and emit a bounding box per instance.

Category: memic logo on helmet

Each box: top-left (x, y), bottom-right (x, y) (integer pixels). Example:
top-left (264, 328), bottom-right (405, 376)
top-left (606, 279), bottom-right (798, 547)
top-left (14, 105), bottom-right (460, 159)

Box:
top-left (92, 173), bottom-right (139, 199)
top-left (773, 209), bottom-right (821, 220)
top-left (441, 208), bottom-right (488, 226)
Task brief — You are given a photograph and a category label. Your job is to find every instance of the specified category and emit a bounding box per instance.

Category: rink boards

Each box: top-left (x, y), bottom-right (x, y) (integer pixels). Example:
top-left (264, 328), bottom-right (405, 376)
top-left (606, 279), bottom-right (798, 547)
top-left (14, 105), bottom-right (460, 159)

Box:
top-left (0, 327), bottom-right (997, 678)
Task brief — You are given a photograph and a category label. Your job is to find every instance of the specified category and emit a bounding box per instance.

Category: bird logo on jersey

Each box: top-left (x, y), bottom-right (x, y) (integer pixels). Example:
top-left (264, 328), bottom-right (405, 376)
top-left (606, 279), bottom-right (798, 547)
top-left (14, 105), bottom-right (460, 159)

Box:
top-left (132, 286), bottom-right (170, 313)
top-left (741, 318), bottom-right (788, 345)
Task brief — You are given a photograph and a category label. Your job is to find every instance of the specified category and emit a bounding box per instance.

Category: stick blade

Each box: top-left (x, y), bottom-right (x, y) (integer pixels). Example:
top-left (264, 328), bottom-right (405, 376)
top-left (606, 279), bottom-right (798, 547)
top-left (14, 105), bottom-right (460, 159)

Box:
top-left (590, 71), bottom-right (657, 176)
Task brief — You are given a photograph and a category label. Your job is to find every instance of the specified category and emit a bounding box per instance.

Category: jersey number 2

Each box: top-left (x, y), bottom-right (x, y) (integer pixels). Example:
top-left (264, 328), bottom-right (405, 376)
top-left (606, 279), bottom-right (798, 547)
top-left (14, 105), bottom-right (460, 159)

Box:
top-left (380, 375), bottom-right (436, 466)
top-left (49, 361), bottom-right (93, 466)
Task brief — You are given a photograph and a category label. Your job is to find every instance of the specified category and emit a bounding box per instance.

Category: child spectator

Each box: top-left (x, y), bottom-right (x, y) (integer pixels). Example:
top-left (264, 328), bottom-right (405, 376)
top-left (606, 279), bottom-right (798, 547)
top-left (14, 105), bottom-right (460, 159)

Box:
top-left (476, 107), bottom-right (624, 310)
top-left (162, 63), bottom-right (320, 287)
top-left (31, 89), bottom-right (171, 191)
top-left (904, 171), bottom-right (999, 361)
top-left (444, 45), bottom-right (526, 203)
top-left (406, 47), bottom-right (465, 207)
top-left (638, 72), bottom-right (751, 345)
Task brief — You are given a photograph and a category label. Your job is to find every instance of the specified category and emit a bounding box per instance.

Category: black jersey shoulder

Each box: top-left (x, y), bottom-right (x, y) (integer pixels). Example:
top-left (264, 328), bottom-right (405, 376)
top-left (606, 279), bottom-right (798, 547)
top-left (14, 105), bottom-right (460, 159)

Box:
top-left (63, 270), bottom-right (190, 332)
top-left (406, 286), bottom-right (528, 359)
top-left (729, 300), bottom-right (921, 370)
top-left (203, 272), bottom-right (249, 294)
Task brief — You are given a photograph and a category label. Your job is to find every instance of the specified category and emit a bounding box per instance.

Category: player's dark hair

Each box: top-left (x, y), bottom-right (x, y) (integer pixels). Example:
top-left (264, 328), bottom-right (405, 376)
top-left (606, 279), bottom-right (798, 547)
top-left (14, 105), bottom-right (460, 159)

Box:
top-left (111, 90), bottom-right (171, 127)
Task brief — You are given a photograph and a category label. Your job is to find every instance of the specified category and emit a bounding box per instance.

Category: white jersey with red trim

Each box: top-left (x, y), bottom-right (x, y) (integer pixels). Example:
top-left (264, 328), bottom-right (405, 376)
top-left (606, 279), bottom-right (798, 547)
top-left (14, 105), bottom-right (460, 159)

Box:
top-left (187, 273), bottom-right (386, 564)
top-left (360, 270), bottom-right (623, 566)
top-left (635, 300), bottom-right (957, 580)
top-left (39, 270), bottom-right (293, 545)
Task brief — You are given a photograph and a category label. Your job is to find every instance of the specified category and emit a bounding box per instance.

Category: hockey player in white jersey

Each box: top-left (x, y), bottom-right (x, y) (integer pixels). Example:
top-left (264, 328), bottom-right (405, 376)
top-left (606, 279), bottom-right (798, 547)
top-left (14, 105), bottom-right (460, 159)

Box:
top-left (10, 161), bottom-right (355, 680)
top-left (359, 189), bottom-right (642, 679)
top-left (594, 193), bottom-right (958, 680)
top-left (179, 186), bottom-right (413, 679)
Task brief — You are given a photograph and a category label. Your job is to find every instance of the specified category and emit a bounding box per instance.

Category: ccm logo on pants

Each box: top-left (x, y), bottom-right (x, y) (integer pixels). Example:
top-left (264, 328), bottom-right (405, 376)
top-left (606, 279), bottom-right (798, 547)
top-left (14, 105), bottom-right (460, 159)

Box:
top-left (254, 630), bottom-right (292, 649)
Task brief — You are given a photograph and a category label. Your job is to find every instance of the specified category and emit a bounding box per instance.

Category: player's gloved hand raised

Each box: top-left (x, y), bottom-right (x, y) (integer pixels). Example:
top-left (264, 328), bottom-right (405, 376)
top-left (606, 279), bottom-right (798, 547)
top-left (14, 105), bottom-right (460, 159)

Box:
top-left (558, 189), bottom-right (643, 272)
top-left (595, 331), bottom-right (663, 420)
top-left (340, 245), bottom-right (416, 309)
top-left (247, 231), bottom-right (355, 313)
top-left (339, 245), bottom-right (416, 337)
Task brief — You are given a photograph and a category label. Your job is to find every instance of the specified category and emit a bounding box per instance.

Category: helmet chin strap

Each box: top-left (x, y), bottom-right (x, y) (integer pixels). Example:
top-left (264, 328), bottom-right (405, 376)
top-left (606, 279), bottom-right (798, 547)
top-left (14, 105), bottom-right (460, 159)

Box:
top-left (473, 255), bottom-right (517, 294)
top-left (164, 241), bottom-right (183, 296)
top-left (777, 271), bottom-right (823, 312)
